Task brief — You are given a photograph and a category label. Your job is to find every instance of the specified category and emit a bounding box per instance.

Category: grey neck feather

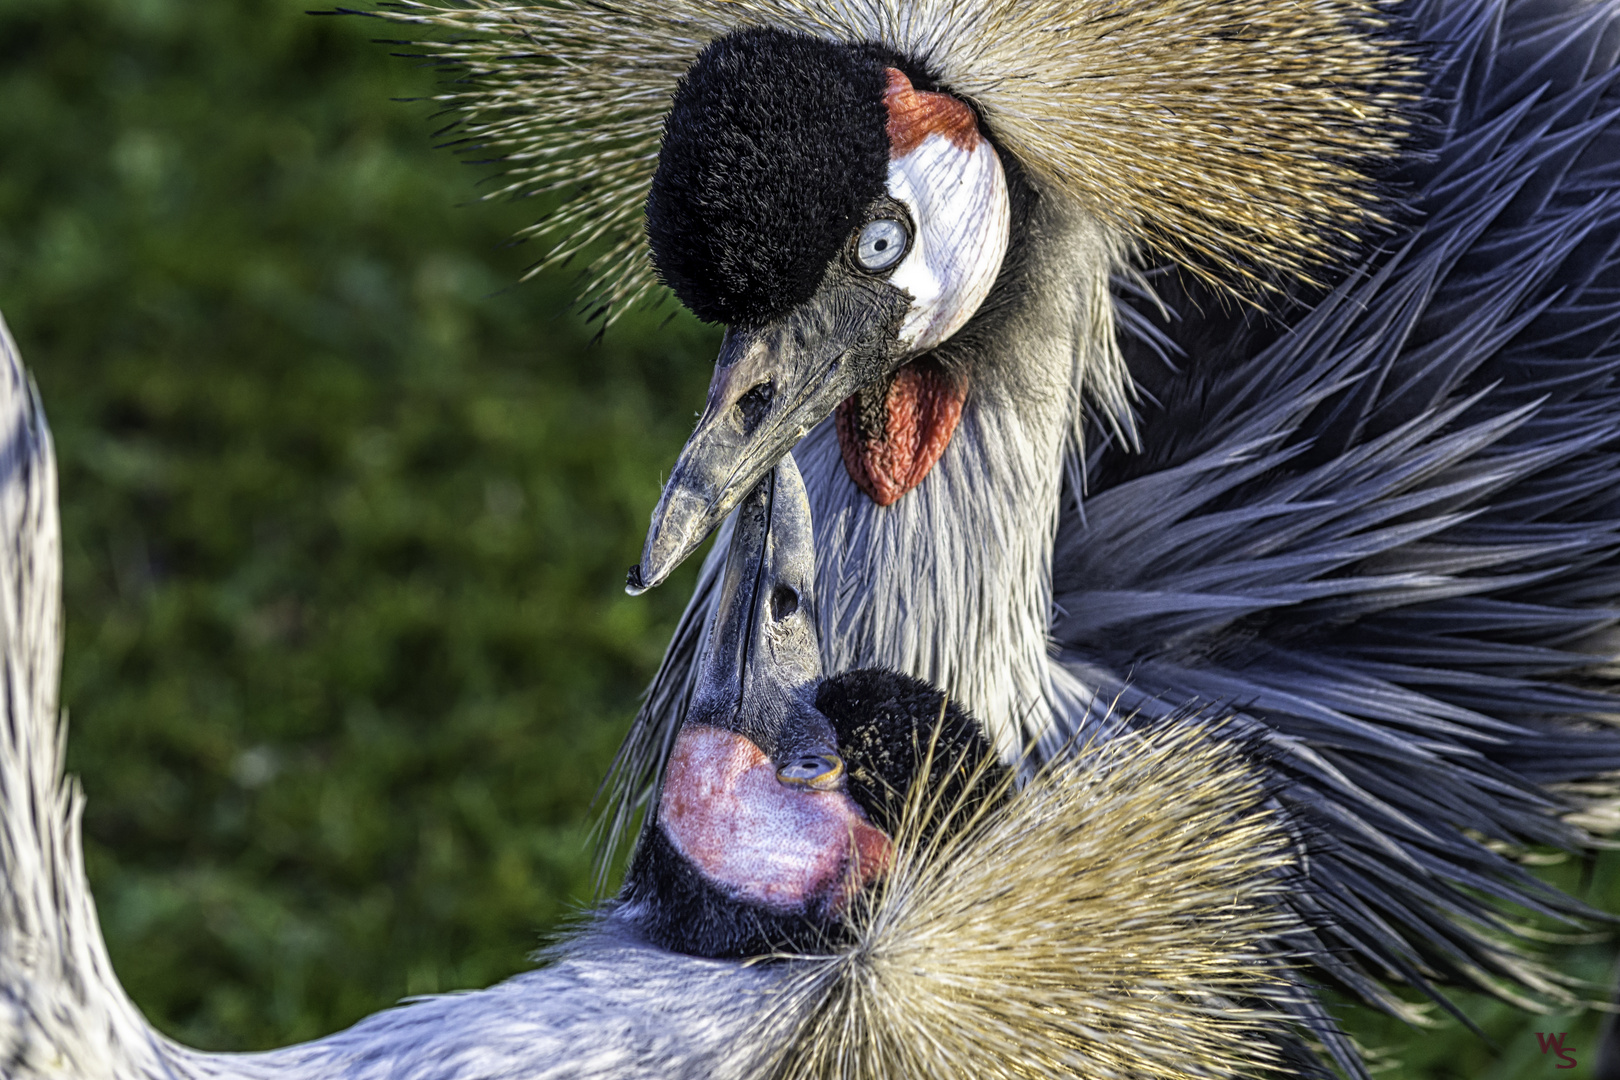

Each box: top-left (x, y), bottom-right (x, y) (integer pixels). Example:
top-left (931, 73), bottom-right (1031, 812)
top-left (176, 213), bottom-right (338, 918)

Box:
top-left (795, 195), bottom-right (1128, 757)
top-left (162, 923), bottom-right (790, 1080)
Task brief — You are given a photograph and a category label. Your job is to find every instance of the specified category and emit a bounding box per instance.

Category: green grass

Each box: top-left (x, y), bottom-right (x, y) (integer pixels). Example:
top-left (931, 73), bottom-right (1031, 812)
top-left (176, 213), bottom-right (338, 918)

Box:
top-left (1, 0), bottom-right (715, 1047)
top-left (1, 0), bottom-right (1616, 1072)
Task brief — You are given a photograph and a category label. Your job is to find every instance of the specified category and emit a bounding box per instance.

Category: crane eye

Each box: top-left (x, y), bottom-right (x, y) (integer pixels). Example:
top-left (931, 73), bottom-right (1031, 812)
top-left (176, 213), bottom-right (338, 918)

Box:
top-left (778, 750), bottom-right (845, 790)
top-left (855, 218), bottom-right (909, 273)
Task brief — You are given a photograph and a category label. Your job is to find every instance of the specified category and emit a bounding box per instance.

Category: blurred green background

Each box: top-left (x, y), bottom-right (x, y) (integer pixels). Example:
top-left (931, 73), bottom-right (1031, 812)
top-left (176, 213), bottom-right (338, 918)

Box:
top-left (0, 0), bottom-right (1616, 1075)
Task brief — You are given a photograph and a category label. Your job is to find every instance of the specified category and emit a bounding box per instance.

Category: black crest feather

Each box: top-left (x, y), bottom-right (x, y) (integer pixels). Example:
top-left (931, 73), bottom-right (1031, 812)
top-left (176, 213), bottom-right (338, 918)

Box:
top-left (646, 28), bottom-right (892, 326)
top-left (816, 668), bottom-right (1004, 836)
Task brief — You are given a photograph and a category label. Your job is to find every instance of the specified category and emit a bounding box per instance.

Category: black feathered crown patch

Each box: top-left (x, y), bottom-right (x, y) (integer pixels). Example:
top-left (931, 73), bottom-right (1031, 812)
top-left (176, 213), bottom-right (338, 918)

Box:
top-left (646, 28), bottom-right (894, 326)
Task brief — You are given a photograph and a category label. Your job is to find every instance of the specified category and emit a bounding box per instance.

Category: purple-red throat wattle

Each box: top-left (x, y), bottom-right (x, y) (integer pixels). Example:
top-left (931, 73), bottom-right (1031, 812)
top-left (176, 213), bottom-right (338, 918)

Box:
top-left (835, 356), bottom-right (966, 506)
top-left (660, 724), bottom-right (891, 913)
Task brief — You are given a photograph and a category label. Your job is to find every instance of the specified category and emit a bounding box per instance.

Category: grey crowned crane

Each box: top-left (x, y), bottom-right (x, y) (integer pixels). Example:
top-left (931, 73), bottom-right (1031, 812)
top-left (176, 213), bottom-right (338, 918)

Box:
top-left (0, 315), bottom-right (1318, 1078)
top-left (372, 0), bottom-right (1620, 1070)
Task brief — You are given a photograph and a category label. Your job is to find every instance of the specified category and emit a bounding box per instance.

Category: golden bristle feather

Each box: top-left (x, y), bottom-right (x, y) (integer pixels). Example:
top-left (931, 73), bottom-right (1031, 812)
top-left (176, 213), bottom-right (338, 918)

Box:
top-left (373, 0), bottom-right (1422, 319)
top-left (765, 720), bottom-right (1313, 1080)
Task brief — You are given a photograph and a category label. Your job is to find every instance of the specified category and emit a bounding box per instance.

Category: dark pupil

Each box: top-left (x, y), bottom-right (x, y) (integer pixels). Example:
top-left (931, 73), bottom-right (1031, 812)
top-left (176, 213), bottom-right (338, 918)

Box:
top-left (781, 754), bottom-right (838, 781)
top-left (874, 238), bottom-right (888, 251)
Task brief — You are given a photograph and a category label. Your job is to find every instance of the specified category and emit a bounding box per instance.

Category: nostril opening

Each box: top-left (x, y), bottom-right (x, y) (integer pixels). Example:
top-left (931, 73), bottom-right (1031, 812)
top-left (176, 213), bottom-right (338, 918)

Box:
top-left (735, 381), bottom-right (775, 436)
top-left (770, 584), bottom-right (799, 622)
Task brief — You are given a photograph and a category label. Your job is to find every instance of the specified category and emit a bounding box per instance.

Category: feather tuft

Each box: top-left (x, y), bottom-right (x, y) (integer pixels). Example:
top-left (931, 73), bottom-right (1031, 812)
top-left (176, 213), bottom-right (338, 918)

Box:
top-left (768, 718), bottom-right (1328, 1079)
top-left (363, 0), bottom-right (1423, 319)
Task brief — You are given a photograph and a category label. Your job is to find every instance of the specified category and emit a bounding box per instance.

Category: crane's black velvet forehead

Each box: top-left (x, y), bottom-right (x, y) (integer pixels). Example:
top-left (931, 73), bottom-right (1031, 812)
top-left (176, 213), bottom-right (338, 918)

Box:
top-left (646, 28), bottom-right (894, 326)
top-left (816, 669), bottom-right (1005, 836)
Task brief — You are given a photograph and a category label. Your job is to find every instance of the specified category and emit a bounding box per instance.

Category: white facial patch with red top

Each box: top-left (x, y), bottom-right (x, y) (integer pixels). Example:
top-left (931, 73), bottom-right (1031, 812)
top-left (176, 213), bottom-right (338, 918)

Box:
top-left (834, 70), bottom-right (1009, 507)
top-left (882, 68), bottom-right (1009, 352)
top-left (658, 724), bottom-right (892, 913)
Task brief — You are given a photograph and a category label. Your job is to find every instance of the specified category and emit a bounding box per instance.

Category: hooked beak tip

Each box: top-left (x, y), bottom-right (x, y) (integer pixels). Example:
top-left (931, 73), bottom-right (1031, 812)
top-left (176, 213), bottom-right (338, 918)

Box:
top-left (632, 485), bottom-right (716, 596)
top-left (627, 553), bottom-right (676, 596)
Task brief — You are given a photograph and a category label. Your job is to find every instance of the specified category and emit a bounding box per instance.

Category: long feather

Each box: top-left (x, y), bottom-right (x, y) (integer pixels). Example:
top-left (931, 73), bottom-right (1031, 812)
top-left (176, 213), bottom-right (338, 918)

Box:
top-left (1073, 0), bottom-right (1620, 1022)
top-left (360, 0), bottom-right (1421, 318)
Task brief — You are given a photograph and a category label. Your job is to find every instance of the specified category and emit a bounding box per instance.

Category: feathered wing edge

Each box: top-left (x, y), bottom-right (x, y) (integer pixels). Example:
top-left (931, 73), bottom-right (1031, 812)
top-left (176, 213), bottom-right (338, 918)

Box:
top-left (1065, 0), bottom-right (1620, 1026)
top-left (0, 316), bottom-right (170, 1079)
top-left (359, 0), bottom-right (1419, 319)
top-left (765, 718), bottom-right (1343, 1080)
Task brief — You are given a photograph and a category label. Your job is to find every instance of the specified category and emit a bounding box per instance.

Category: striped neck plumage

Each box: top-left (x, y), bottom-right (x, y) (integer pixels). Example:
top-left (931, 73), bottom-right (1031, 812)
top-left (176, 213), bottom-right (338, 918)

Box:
top-left (796, 201), bottom-right (1126, 756)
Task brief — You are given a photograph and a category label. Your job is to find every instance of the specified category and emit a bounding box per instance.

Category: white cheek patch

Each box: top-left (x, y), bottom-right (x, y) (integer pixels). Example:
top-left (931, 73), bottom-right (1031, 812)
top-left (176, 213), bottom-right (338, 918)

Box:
top-left (887, 136), bottom-right (1010, 351)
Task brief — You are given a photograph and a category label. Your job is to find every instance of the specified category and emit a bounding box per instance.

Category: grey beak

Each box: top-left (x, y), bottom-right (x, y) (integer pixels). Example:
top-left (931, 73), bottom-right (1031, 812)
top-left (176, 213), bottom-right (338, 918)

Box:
top-left (684, 455), bottom-right (832, 765)
top-left (627, 272), bottom-right (909, 595)
top-left (639, 459), bottom-right (892, 940)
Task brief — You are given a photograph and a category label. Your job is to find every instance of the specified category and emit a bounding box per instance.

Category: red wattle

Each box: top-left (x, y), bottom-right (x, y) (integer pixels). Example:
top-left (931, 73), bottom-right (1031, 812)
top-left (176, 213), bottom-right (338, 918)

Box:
top-left (660, 725), bottom-right (891, 914)
top-left (835, 357), bottom-right (966, 506)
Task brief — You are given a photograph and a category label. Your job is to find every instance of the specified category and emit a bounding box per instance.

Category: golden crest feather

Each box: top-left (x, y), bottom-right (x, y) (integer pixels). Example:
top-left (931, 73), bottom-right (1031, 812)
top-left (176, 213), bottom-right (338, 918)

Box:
top-left (762, 720), bottom-right (1312, 1079)
top-left (377, 0), bottom-right (1420, 317)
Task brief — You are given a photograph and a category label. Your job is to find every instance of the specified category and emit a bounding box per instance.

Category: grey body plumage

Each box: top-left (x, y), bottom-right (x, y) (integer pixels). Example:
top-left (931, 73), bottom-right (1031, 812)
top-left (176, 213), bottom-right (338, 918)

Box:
top-left (173, 937), bottom-right (783, 1080)
top-left (15, 924), bottom-right (787, 1080)
top-left (1065, 0), bottom-right (1620, 1016)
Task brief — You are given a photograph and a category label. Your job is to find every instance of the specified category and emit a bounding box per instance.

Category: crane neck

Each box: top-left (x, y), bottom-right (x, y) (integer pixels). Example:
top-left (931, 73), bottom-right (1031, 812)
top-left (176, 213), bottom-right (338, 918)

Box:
top-left (796, 195), bottom-right (1125, 756)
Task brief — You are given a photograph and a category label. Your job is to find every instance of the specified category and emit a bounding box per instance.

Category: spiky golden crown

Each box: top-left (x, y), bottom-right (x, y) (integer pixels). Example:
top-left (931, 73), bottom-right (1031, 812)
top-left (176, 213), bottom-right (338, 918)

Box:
top-left (380, 0), bottom-right (1420, 318)
top-left (766, 721), bottom-right (1308, 1079)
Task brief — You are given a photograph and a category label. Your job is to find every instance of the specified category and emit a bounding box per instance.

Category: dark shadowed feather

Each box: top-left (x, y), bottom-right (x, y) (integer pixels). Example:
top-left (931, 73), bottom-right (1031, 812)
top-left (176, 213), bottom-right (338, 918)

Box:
top-left (1069, 0), bottom-right (1620, 1025)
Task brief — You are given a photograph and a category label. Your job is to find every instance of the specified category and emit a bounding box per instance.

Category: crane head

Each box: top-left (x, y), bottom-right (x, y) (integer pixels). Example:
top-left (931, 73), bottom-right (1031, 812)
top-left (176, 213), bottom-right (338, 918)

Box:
top-left (375, 4), bottom-right (1418, 596)
top-left (620, 455), bottom-right (1000, 958)
top-left (629, 28), bottom-right (1009, 594)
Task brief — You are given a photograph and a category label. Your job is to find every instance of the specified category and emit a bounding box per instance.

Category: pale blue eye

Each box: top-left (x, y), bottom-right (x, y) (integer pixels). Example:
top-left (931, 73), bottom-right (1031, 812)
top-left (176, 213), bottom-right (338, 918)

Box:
top-left (857, 218), bottom-right (909, 272)
top-left (777, 750), bottom-right (845, 789)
